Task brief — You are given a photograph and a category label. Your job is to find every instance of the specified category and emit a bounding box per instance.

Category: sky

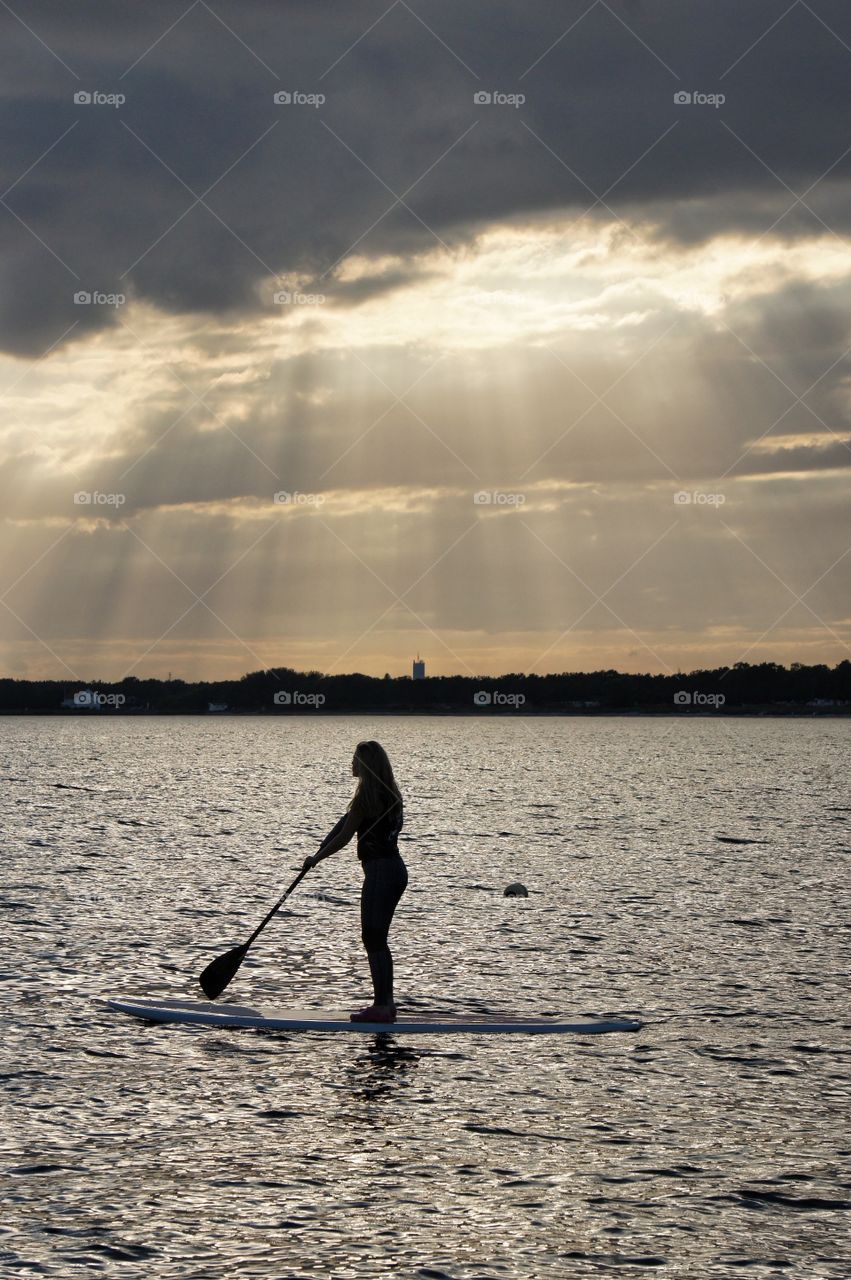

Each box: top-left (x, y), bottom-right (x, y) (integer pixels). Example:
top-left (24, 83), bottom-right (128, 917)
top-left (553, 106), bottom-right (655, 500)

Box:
top-left (1, 0), bottom-right (850, 681)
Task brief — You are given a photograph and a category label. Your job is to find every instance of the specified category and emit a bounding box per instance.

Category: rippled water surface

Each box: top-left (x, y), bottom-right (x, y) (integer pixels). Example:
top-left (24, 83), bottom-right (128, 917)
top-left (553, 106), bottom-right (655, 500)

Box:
top-left (1, 715), bottom-right (849, 1279)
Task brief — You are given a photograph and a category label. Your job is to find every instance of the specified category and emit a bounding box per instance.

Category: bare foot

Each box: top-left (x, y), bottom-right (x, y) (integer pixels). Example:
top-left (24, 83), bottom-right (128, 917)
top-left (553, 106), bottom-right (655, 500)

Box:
top-left (350, 1003), bottom-right (396, 1023)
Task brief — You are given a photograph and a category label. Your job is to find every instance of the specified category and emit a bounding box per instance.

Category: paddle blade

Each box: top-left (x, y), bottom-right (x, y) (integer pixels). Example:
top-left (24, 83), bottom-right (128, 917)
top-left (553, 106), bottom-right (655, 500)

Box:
top-left (199, 943), bottom-right (249, 999)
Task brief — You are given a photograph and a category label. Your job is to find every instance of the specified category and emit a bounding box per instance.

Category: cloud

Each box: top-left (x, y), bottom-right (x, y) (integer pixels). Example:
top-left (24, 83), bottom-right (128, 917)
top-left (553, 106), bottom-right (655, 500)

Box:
top-left (2, 227), bottom-right (850, 531)
top-left (2, 462), bottom-right (848, 681)
top-left (327, 263), bottom-right (440, 306)
top-left (2, 0), bottom-right (851, 354)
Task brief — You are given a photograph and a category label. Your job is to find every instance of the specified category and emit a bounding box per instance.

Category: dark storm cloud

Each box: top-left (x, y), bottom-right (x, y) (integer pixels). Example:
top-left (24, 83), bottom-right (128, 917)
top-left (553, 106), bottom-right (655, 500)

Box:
top-left (2, 0), bottom-right (850, 355)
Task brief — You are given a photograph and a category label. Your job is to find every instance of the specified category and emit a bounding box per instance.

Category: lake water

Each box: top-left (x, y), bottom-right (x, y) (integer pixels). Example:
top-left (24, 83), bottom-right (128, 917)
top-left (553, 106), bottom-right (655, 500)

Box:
top-left (1, 716), bottom-right (849, 1279)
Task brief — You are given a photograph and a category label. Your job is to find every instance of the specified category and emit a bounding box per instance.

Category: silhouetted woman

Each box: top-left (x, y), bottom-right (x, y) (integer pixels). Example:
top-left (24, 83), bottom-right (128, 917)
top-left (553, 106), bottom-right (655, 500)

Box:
top-left (302, 740), bottom-right (407, 1023)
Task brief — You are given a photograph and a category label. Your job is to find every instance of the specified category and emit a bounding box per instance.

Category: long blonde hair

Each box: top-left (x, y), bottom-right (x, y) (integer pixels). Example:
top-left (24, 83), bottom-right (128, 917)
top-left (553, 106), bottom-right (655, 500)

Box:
top-left (351, 740), bottom-right (402, 819)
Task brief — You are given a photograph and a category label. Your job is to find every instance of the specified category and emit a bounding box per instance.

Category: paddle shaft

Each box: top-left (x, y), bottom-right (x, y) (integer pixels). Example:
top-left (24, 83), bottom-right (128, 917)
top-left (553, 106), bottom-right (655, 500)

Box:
top-left (244, 864), bottom-right (311, 949)
top-left (198, 863), bottom-right (312, 997)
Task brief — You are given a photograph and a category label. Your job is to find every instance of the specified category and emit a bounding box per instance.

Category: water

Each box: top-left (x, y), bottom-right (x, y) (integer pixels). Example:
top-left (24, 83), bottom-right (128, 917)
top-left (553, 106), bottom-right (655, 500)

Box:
top-left (1, 716), bottom-right (849, 1279)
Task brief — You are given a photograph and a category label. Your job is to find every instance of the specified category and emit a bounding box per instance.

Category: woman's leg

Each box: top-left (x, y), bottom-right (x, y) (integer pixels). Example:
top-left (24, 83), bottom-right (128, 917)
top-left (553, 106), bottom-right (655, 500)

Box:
top-left (367, 949), bottom-right (393, 1008)
top-left (360, 858), bottom-right (408, 1009)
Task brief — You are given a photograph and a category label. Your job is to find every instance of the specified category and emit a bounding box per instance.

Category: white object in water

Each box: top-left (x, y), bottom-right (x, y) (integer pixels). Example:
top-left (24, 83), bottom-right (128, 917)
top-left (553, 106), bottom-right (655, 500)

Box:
top-left (106, 997), bottom-right (641, 1035)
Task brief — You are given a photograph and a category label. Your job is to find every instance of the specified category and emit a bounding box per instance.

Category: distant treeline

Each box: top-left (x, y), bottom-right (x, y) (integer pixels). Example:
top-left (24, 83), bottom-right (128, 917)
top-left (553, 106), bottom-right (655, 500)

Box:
top-left (1, 661), bottom-right (850, 713)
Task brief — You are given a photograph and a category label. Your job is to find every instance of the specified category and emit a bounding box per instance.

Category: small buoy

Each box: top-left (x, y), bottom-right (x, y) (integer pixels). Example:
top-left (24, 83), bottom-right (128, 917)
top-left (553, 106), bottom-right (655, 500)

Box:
top-left (504, 882), bottom-right (528, 897)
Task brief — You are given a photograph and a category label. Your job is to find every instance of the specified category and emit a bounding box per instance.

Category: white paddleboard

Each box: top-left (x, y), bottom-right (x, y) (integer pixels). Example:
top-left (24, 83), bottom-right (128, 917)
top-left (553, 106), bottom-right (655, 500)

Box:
top-left (106, 997), bottom-right (642, 1035)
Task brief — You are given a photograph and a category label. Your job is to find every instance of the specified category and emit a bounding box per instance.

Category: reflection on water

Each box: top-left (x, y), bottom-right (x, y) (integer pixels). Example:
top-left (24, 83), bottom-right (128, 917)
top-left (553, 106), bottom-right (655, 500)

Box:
top-left (1, 715), bottom-right (849, 1278)
top-left (340, 1038), bottom-right (423, 1109)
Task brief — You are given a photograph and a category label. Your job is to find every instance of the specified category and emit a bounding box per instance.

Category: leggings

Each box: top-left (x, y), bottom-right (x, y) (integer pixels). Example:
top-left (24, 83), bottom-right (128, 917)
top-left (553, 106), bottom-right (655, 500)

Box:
top-left (360, 855), bottom-right (408, 1005)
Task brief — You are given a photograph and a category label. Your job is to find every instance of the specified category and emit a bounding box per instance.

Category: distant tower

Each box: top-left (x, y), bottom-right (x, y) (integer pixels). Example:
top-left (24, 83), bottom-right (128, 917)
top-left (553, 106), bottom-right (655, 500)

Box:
top-left (412, 653), bottom-right (425, 680)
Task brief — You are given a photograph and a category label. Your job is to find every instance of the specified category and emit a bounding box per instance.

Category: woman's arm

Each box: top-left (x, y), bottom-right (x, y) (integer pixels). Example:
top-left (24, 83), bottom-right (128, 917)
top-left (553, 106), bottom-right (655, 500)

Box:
top-left (304, 807), bottom-right (359, 869)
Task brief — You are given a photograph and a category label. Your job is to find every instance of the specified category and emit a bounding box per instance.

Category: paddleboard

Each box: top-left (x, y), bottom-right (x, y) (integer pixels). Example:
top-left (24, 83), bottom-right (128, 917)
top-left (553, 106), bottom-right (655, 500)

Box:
top-left (106, 997), bottom-right (641, 1035)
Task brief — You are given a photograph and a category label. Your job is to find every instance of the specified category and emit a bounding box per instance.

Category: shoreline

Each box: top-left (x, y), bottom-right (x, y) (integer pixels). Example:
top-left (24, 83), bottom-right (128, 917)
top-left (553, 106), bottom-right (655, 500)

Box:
top-left (1, 708), bottom-right (849, 719)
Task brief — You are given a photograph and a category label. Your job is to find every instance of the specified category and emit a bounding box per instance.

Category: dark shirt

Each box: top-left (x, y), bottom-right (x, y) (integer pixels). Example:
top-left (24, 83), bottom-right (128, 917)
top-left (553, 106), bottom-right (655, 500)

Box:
top-left (354, 799), bottom-right (403, 863)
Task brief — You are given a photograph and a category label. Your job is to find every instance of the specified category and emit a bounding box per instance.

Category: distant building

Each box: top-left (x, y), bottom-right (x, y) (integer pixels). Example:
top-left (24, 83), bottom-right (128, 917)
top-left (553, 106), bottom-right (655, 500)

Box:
top-left (412, 655), bottom-right (425, 680)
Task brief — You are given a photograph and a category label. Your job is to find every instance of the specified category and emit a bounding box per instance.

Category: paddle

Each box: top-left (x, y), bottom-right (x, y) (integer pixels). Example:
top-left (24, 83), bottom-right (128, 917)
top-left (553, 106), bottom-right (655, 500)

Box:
top-left (199, 864), bottom-right (311, 999)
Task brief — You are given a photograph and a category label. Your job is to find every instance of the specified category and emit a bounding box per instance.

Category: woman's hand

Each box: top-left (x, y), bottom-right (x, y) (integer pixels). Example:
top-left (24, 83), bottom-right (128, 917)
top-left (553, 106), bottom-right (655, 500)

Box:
top-left (302, 853), bottom-right (319, 873)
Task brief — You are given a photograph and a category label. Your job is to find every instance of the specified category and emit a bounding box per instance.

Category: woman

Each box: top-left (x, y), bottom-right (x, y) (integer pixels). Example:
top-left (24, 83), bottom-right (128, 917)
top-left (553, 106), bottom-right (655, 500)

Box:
top-left (302, 740), bottom-right (407, 1023)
